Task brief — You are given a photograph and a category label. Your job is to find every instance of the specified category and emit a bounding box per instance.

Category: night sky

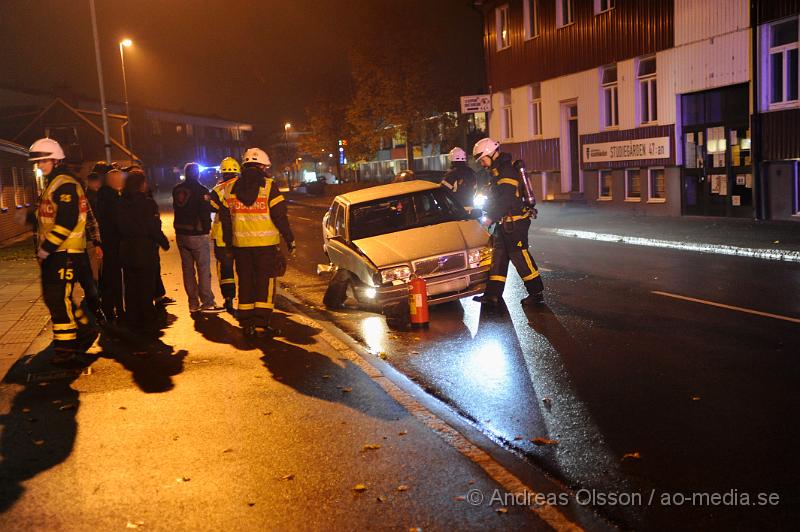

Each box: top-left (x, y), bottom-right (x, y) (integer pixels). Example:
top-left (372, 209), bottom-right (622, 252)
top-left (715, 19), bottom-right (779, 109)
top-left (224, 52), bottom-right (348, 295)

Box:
top-left (0, 0), bottom-right (485, 134)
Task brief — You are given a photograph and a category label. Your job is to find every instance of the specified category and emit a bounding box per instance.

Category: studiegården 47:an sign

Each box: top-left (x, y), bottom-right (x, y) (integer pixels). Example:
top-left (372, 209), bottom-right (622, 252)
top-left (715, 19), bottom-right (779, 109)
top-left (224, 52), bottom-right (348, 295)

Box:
top-left (583, 136), bottom-right (670, 163)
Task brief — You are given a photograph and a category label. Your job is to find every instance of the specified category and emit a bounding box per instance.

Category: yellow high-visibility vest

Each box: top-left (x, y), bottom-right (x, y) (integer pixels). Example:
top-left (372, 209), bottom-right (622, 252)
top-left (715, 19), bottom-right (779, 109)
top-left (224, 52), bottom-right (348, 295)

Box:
top-left (210, 180), bottom-right (228, 247)
top-left (37, 173), bottom-right (87, 253)
top-left (224, 178), bottom-right (280, 247)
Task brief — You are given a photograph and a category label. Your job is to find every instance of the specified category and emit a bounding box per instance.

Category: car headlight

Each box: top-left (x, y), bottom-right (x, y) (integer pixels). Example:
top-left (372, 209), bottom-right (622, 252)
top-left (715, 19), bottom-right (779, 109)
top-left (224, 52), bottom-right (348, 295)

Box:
top-left (468, 246), bottom-right (492, 267)
top-left (473, 193), bottom-right (488, 208)
top-left (380, 265), bottom-right (412, 284)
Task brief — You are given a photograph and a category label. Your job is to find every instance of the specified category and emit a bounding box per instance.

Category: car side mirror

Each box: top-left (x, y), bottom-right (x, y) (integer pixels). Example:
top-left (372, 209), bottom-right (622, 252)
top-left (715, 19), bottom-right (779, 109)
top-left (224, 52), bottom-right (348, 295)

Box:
top-left (466, 208), bottom-right (483, 220)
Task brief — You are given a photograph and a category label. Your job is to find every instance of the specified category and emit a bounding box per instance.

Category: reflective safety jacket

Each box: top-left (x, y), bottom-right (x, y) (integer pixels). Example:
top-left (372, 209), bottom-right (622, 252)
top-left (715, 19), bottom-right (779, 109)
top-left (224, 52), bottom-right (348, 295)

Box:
top-left (221, 178), bottom-right (281, 247)
top-left (486, 152), bottom-right (526, 223)
top-left (209, 178), bottom-right (233, 247)
top-left (36, 168), bottom-right (87, 254)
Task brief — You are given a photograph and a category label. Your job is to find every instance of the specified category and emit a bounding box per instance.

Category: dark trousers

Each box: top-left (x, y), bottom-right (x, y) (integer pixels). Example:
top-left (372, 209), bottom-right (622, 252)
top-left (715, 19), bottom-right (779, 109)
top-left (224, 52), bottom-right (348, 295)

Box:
top-left (153, 259), bottom-right (166, 300)
top-left (484, 218), bottom-right (544, 298)
top-left (74, 251), bottom-right (102, 320)
top-left (233, 246), bottom-right (277, 328)
top-left (123, 267), bottom-right (157, 326)
top-left (41, 252), bottom-right (88, 350)
top-left (214, 244), bottom-right (236, 299)
top-left (100, 245), bottom-right (124, 320)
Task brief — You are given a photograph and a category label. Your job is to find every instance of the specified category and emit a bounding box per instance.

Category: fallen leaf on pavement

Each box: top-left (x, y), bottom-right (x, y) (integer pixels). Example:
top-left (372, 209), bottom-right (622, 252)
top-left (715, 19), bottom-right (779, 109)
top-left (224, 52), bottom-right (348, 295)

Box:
top-left (353, 484), bottom-right (368, 492)
top-left (263, 411), bottom-right (272, 416)
top-left (530, 437), bottom-right (558, 445)
top-left (410, 351), bottom-right (419, 355)
top-left (281, 474), bottom-right (295, 481)
top-left (468, 479), bottom-right (475, 485)
top-left (496, 507), bottom-right (508, 514)
top-left (176, 476), bottom-right (190, 482)
top-left (21, 407), bottom-right (31, 413)
top-left (398, 431), bottom-right (408, 436)
top-left (119, 406), bottom-right (127, 410)
top-left (377, 495), bottom-right (387, 502)
top-left (32, 439), bottom-right (45, 446)
top-left (622, 452), bottom-right (641, 460)
top-left (397, 485), bottom-right (409, 492)
top-left (454, 495), bottom-right (466, 501)
top-left (362, 444), bottom-right (381, 451)
top-left (248, 502), bottom-right (256, 507)
top-left (379, 352), bottom-right (388, 360)
top-left (222, 448), bottom-right (233, 453)
top-left (341, 387), bottom-right (352, 393)
top-left (322, 374), bottom-right (331, 379)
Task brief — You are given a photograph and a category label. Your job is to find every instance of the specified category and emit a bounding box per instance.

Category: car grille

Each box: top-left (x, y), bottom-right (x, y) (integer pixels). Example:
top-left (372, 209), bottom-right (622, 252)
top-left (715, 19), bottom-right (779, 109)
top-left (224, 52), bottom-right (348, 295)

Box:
top-left (412, 252), bottom-right (467, 278)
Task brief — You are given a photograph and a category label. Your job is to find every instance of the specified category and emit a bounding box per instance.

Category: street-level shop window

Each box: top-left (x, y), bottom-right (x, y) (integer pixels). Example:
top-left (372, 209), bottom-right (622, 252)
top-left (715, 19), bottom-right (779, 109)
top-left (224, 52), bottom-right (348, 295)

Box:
top-left (496, 5), bottom-right (510, 50)
top-left (648, 167), bottom-right (666, 202)
top-left (625, 168), bottom-right (641, 200)
top-left (524, 0), bottom-right (539, 39)
top-left (638, 56), bottom-right (658, 124)
top-left (601, 64), bottom-right (619, 128)
top-left (598, 170), bottom-right (612, 200)
top-left (502, 90), bottom-right (514, 140)
top-left (528, 84), bottom-right (542, 136)
top-left (768, 17), bottom-right (799, 106)
top-left (595, 0), bottom-right (614, 14)
top-left (557, 0), bottom-right (574, 28)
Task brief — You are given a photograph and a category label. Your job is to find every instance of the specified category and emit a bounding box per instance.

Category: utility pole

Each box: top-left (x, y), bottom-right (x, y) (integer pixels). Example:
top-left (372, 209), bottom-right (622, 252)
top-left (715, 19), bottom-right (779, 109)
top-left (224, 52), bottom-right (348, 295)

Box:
top-left (89, 0), bottom-right (112, 162)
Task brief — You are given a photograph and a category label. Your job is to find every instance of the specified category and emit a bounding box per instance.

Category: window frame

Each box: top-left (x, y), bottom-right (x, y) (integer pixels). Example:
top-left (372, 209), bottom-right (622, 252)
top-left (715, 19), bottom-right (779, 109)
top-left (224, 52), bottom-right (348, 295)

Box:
top-left (524, 0), bottom-right (540, 40)
top-left (601, 64), bottom-right (619, 129)
top-left (624, 168), bottom-right (642, 201)
top-left (556, 0), bottom-right (574, 28)
top-left (598, 169), bottom-right (613, 201)
top-left (647, 167), bottom-right (667, 203)
top-left (11, 167), bottom-right (24, 208)
top-left (528, 84), bottom-right (542, 137)
top-left (496, 4), bottom-right (511, 51)
top-left (637, 55), bottom-right (658, 125)
top-left (502, 90), bottom-right (514, 140)
top-left (767, 17), bottom-right (800, 109)
top-left (594, 0), bottom-right (615, 15)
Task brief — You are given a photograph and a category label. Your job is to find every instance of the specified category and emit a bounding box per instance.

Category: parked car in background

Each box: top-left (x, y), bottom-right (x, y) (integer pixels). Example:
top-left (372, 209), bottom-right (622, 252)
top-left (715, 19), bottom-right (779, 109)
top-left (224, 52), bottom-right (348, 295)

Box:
top-left (321, 180), bottom-right (491, 311)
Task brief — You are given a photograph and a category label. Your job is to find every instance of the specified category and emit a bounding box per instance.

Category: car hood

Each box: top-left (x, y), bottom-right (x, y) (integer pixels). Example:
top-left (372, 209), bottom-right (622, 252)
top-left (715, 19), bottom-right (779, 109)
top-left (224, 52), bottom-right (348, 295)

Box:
top-left (352, 220), bottom-right (489, 268)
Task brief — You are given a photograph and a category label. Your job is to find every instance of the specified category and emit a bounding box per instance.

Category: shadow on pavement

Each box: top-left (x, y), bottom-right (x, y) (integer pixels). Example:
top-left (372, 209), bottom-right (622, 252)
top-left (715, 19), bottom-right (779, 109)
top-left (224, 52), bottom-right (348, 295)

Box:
top-left (0, 345), bottom-right (94, 512)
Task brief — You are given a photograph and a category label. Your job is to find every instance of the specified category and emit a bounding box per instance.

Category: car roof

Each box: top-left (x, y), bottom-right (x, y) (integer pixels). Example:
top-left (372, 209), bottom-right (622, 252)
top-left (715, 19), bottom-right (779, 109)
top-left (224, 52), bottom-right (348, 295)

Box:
top-left (336, 180), bottom-right (439, 205)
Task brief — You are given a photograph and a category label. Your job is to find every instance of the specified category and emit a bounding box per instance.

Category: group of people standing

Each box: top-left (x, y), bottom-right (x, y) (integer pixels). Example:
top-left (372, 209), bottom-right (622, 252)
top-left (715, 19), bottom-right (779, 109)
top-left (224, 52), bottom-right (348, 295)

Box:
top-left (27, 136), bottom-right (295, 363)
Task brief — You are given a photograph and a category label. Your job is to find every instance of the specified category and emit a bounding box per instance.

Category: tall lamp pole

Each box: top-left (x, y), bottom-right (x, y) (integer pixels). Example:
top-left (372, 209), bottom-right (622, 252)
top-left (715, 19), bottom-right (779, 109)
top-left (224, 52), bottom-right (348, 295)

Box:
top-left (284, 122), bottom-right (292, 190)
top-left (89, 0), bottom-right (112, 162)
top-left (119, 38), bottom-right (134, 162)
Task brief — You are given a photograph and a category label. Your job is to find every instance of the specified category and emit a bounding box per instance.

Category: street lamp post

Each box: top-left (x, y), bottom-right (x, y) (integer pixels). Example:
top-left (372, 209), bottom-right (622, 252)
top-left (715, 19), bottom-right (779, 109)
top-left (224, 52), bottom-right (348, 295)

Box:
top-left (284, 122), bottom-right (292, 190)
top-left (119, 38), bottom-right (134, 162)
top-left (88, 0), bottom-right (112, 162)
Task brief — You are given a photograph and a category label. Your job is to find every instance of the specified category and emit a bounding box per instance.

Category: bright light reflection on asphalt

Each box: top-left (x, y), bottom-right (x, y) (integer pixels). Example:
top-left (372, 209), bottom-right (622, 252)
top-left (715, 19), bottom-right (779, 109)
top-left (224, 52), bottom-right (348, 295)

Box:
top-left (361, 316), bottom-right (385, 354)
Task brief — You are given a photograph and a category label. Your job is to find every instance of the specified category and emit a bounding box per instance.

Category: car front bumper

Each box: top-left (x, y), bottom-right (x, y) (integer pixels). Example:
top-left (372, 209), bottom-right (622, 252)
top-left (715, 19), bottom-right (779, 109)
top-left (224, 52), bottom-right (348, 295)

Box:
top-left (356, 266), bottom-right (490, 309)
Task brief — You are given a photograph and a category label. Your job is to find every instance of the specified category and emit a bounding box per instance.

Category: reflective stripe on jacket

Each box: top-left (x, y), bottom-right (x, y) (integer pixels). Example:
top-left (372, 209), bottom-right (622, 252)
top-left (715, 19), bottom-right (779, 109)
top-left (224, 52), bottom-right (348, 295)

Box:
top-left (37, 173), bottom-right (87, 252)
top-left (223, 178), bottom-right (280, 247)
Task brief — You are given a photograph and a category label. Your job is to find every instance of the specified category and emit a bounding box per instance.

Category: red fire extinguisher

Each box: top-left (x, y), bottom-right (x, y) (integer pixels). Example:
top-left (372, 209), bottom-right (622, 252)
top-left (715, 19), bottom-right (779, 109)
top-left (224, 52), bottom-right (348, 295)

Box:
top-left (408, 275), bottom-right (429, 329)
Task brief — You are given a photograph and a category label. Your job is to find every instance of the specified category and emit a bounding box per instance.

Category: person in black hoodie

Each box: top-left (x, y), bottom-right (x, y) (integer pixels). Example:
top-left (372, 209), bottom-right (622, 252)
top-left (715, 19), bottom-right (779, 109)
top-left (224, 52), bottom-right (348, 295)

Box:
top-left (117, 172), bottom-right (169, 330)
top-left (172, 162), bottom-right (222, 314)
top-left (96, 169), bottom-right (125, 322)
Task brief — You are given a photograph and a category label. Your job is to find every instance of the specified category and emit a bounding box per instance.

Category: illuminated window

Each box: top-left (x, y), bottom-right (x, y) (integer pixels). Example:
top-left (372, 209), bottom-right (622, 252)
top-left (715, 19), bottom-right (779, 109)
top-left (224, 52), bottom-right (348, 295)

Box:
top-left (496, 5), bottom-right (510, 50)
top-left (648, 167), bottom-right (666, 201)
top-left (595, 0), bottom-right (614, 14)
top-left (598, 170), bottom-right (612, 199)
top-left (768, 17), bottom-right (799, 106)
top-left (12, 167), bottom-right (24, 207)
top-left (186, 124), bottom-right (194, 136)
top-left (528, 84), bottom-right (542, 136)
top-left (557, 0), bottom-right (574, 27)
top-left (524, 0), bottom-right (539, 39)
top-left (625, 168), bottom-right (641, 200)
top-left (601, 64), bottom-right (619, 128)
top-left (638, 56), bottom-right (658, 124)
top-left (501, 90), bottom-right (513, 139)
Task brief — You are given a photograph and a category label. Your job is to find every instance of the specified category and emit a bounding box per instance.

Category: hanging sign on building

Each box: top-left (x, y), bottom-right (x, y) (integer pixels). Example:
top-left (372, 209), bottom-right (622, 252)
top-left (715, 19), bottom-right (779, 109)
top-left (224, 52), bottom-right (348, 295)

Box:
top-left (583, 136), bottom-right (671, 163)
top-left (460, 94), bottom-right (492, 114)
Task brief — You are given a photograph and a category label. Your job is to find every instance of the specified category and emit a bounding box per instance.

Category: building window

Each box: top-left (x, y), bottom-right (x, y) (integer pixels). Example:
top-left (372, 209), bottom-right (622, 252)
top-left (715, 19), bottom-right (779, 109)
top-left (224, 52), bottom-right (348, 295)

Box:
top-left (501, 90), bottom-right (513, 139)
top-left (598, 170), bottom-right (613, 200)
top-left (12, 168), bottom-right (24, 207)
top-left (231, 128), bottom-right (242, 141)
top-left (149, 119), bottom-right (162, 136)
top-left (768, 17), bottom-right (799, 106)
top-left (524, 0), bottom-right (539, 39)
top-left (176, 124), bottom-right (183, 135)
top-left (638, 55), bottom-right (658, 124)
top-left (594, 0), bottom-right (614, 14)
top-left (557, 0), bottom-right (574, 28)
top-left (601, 64), bottom-right (619, 128)
top-left (625, 168), bottom-right (641, 200)
top-left (186, 124), bottom-right (194, 136)
top-left (528, 84), bottom-right (542, 136)
top-left (496, 5), bottom-right (510, 50)
top-left (648, 167), bottom-right (666, 202)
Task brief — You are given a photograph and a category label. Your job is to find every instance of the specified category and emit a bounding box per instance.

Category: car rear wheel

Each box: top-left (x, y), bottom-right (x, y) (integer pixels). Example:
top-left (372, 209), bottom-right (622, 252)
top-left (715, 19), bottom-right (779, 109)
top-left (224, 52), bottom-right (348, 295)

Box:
top-left (323, 269), bottom-right (352, 309)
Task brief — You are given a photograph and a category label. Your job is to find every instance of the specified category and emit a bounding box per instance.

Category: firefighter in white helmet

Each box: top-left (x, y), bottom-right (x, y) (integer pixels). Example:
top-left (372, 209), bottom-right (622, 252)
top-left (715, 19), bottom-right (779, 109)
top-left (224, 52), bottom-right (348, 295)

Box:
top-left (29, 138), bottom-right (93, 361)
top-left (218, 148), bottom-right (295, 337)
top-left (440, 147), bottom-right (477, 208)
top-left (471, 137), bottom-right (545, 307)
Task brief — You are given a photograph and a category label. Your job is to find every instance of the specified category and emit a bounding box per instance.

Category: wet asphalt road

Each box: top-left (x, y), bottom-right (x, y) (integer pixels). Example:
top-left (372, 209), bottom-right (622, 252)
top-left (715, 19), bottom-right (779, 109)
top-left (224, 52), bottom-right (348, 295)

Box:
top-left (284, 201), bottom-right (800, 530)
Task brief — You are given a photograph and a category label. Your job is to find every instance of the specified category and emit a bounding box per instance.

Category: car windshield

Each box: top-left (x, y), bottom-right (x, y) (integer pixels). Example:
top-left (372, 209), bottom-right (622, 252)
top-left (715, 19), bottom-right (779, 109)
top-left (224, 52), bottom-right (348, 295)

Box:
top-left (349, 188), bottom-right (465, 240)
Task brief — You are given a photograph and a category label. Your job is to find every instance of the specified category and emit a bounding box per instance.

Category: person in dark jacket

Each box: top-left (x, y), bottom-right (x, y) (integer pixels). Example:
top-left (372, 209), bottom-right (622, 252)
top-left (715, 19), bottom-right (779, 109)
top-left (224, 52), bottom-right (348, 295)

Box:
top-left (117, 172), bottom-right (169, 330)
top-left (96, 169), bottom-right (125, 322)
top-left (471, 137), bottom-right (544, 308)
top-left (172, 162), bottom-right (222, 314)
top-left (441, 147), bottom-right (477, 208)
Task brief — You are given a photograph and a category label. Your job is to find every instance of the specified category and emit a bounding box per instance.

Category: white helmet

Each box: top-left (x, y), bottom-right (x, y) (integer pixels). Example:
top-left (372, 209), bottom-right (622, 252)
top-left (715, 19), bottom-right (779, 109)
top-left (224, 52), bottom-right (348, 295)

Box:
top-left (448, 147), bottom-right (467, 162)
top-left (472, 137), bottom-right (500, 161)
top-left (28, 138), bottom-right (65, 161)
top-left (242, 147), bottom-right (271, 167)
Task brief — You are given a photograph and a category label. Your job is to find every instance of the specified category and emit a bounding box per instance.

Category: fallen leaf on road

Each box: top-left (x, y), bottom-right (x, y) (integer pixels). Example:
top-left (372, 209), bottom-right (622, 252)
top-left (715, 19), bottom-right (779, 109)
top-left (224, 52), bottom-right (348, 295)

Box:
top-left (222, 448), bottom-right (233, 453)
top-left (454, 495), bottom-right (466, 501)
top-left (362, 444), bottom-right (381, 451)
top-left (59, 403), bottom-right (76, 411)
top-left (530, 437), bottom-right (558, 446)
top-left (398, 431), bottom-right (408, 436)
top-left (622, 452), bottom-right (641, 460)
top-left (263, 411), bottom-right (272, 416)
top-left (468, 479), bottom-right (475, 485)
top-left (353, 484), bottom-right (368, 492)
top-left (322, 374), bottom-right (331, 379)
top-left (126, 521), bottom-right (143, 529)
top-left (377, 495), bottom-right (387, 502)
top-left (341, 387), bottom-right (352, 393)
top-left (397, 485), bottom-right (409, 492)
top-left (176, 476), bottom-right (190, 482)
top-left (32, 439), bottom-right (45, 446)
top-left (281, 474), bottom-right (295, 481)
top-left (496, 507), bottom-right (508, 514)
top-left (21, 407), bottom-right (31, 413)
top-left (410, 351), bottom-right (419, 355)
top-left (379, 352), bottom-right (388, 360)
top-left (248, 502), bottom-right (256, 507)
top-left (119, 406), bottom-right (127, 410)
